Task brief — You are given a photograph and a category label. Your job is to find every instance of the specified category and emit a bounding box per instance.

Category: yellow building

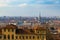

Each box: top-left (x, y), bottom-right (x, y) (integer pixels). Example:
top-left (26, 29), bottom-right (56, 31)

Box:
top-left (0, 24), bottom-right (46, 40)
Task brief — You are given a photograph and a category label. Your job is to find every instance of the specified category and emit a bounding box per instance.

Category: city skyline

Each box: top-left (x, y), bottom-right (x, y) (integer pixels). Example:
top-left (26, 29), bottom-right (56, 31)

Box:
top-left (0, 0), bottom-right (60, 17)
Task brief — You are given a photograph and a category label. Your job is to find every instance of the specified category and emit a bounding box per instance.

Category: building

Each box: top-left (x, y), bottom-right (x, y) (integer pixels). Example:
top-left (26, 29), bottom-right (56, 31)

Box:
top-left (51, 34), bottom-right (60, 40)
top-left (0, 24), bottom-right (46, 40)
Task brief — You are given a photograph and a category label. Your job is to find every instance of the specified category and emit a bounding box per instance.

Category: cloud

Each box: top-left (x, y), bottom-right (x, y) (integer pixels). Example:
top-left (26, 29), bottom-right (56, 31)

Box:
top-left (0, 3), bottom-right (14, 7)
top-left (0, 0), bottom-right (17, 7)
top-left (0, 3), bottom-right (60, 17)
top-left (0, 0), bottom-right (17, 3)
top-left (54, 1), bottom-right (60, 4)
top-left (0, 0), bottom-right (60, 7)
top-left (34, 0), bottom-right (60, 4)
top-left (18, 3), bottom-right (28, 7)
top-left (0, 3), bottom-right (8, 7)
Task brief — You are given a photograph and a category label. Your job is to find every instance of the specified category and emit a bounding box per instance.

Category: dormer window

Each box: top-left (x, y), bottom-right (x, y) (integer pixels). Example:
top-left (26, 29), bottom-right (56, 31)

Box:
top-left (50, 27), bottom-right (55, 31)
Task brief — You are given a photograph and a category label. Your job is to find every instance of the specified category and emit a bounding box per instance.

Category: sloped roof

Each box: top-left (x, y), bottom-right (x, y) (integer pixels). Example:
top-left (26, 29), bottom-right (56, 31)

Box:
top-left (33, 25), bottom-right (46, 30)
top-left (2, 24), bottom-right (17, 29)
top-left (16, 29), bottom-right (34, 34)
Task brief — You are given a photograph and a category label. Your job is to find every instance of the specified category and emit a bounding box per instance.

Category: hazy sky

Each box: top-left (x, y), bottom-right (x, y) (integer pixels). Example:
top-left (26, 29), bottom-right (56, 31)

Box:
top-left (0, 0), bottom-right (60, 17)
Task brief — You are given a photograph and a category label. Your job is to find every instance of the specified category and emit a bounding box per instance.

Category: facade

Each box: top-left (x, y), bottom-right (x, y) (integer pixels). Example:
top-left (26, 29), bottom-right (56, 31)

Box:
top-left (0, 24), bottom-right (46, 40)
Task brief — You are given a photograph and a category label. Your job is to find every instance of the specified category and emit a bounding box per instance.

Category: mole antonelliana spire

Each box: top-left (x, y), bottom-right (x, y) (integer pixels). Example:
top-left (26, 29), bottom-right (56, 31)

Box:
top-left (38, 12), bottom-right (41, 23)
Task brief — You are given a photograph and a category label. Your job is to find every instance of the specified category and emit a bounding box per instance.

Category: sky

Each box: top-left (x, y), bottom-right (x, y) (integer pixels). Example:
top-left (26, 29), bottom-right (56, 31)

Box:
top-left (0, 0), bottom-right (60, 17)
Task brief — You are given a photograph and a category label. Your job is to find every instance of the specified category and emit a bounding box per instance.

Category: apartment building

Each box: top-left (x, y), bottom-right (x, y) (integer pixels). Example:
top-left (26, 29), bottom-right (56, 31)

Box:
top-left (0, 24), bottom-right (46, 40)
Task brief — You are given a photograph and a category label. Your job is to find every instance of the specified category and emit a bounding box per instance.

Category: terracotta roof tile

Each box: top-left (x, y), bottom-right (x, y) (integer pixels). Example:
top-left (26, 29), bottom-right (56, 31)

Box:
top-left (33, 25), bottom-right (46, 30)
top-left (2, 24), bottom-right (17, 29)
top-left (16, 29), bottom-right (36, 34)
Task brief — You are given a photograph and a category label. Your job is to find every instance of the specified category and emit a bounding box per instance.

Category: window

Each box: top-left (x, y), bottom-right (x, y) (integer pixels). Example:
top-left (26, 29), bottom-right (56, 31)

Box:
top-left (12, 35), bottom-right (14, 39)
top-left (37, 36), bottom-right (39, 39)
top-left (8, 35), bottom-right (10, 39)
top-left (22, 36), bottom-right (24, 39)
top-left (8, 29), bottom-right (10, 32)
top-left (26, 36), bottom-right (28, 39)
top-left (16, 36), bottom-right (18, 39)
top-left (19, 36), bottom-right (21, 39)
top-left (29, 36), bottom-right (31, 39)
top-left (33, 36), bottom-right (35, 39)
top-left (12, 29), bottom-right (14, 32)
top-left (50, 27), bottom-right (55, 30)
top-left (4, 35), bottom-right (6, 39)
top-left (37, 31), bottom-right (39, 33)
top-left (59, 34), bottom-right (60, 37)
top-left (0, 36), bottom-right (2, 39)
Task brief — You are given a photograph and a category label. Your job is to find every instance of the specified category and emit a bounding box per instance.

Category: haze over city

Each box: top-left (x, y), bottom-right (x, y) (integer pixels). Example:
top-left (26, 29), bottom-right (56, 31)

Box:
top-left (0, 0), bottom-right (60, 17)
